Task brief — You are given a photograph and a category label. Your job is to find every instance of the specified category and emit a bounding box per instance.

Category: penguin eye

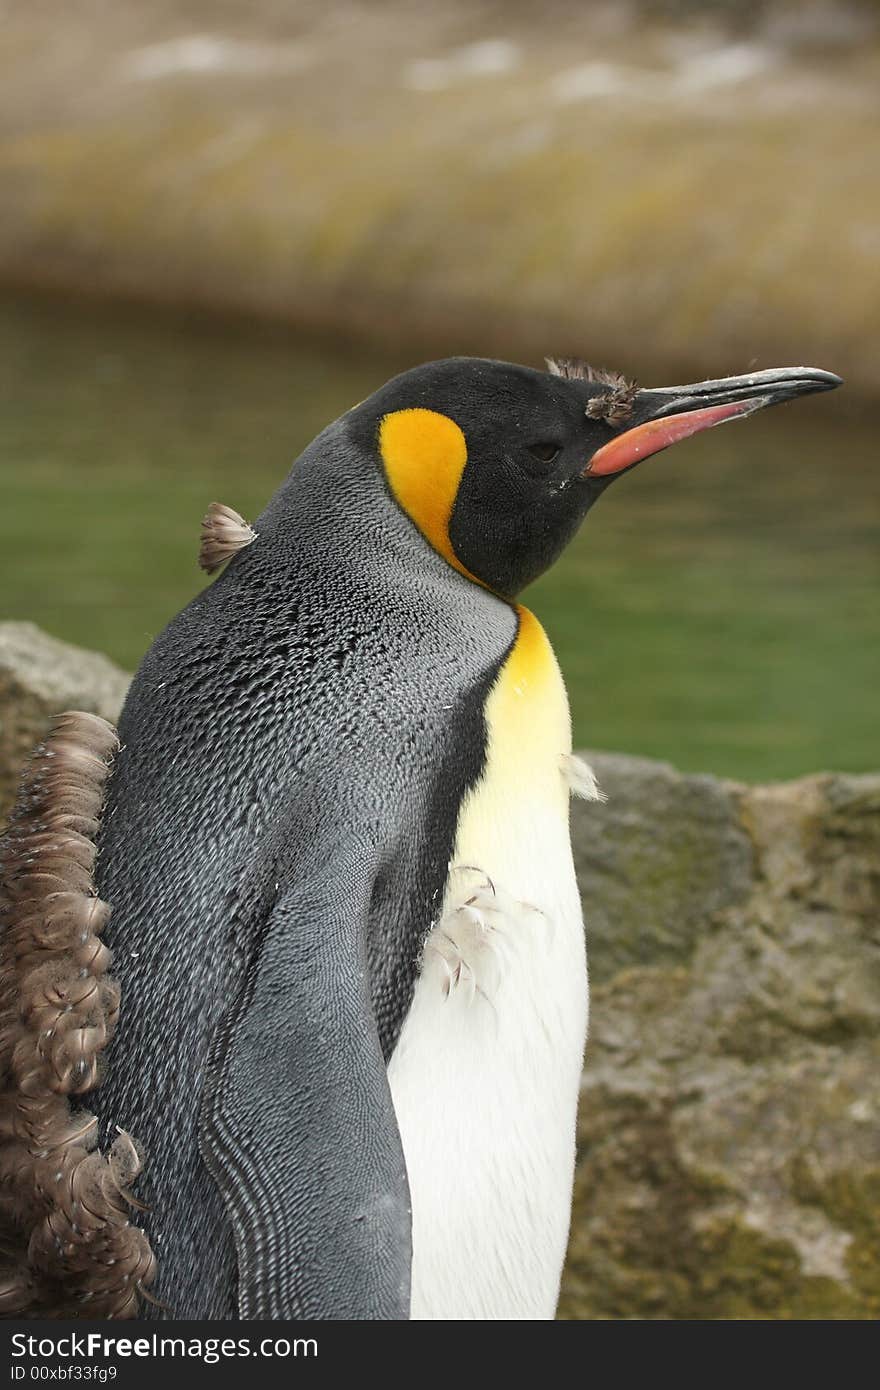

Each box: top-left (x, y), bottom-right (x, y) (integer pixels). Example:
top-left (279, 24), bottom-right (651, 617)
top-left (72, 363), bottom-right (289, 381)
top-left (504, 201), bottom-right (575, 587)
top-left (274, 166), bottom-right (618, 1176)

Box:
top-left (527, 441), bottom-right (561, 465)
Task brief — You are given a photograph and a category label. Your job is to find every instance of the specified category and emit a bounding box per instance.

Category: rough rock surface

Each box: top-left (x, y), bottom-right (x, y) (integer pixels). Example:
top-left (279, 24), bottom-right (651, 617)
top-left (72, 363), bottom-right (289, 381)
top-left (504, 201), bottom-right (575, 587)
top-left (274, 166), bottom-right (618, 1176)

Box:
top-left (571, 753), bottom-right (756, 984)
top-left (1, 626), bottom-right (877, 1318)
top-left (0, 622), bottom-right (129, 817)
top-left (564, 755), bottom-right (880, 1319)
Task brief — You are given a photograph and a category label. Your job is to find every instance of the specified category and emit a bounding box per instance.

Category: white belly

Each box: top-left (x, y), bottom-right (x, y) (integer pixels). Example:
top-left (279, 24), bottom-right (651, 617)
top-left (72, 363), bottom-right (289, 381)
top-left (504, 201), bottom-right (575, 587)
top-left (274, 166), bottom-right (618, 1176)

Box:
top-left (387, 608), bottom-right (589, 1320)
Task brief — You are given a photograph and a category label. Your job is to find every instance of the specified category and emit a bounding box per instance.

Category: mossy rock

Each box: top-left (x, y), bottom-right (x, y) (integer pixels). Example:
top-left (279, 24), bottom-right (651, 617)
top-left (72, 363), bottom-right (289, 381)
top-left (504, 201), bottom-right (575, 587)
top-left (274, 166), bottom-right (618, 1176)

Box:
top-left (563, 767), bottom-right (880, 1319)
top-left (571, 752), bottom-right (754, 983)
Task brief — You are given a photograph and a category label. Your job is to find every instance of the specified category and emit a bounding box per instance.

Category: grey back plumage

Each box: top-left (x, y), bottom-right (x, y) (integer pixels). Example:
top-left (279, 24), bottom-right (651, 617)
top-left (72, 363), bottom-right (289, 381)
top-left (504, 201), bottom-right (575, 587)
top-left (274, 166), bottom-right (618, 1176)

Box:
top-left (94, 418), bottom-right (516, 1316)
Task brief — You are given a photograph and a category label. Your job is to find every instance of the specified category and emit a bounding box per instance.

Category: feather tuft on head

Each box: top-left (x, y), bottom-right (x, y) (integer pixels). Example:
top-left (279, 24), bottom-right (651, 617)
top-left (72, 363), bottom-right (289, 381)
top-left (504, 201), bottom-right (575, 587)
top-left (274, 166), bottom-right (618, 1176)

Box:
top-left (199, 503), bottom-right (257, 575)
top-left (546, 357), bottom-right (638, 427)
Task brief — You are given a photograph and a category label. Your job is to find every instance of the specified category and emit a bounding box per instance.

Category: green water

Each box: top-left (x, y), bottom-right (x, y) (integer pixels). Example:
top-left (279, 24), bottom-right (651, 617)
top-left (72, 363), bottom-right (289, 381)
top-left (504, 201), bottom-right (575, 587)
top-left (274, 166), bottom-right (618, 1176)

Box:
top-left (1, 295), bottom-right (876, 781)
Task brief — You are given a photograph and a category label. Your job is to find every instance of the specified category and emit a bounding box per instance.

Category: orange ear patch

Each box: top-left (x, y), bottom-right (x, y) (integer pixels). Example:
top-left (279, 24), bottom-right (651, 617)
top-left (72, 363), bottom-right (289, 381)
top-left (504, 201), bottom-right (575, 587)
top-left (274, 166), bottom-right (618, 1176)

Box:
top-left (378, 408), bottom-right (479, 584)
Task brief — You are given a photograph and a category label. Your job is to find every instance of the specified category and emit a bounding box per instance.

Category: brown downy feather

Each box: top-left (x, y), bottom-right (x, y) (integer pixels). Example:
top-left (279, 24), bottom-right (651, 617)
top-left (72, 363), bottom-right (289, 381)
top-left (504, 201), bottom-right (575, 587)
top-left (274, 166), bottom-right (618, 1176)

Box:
top-left (546, 356), bottom-right (638, 427)
top-left (0, 712), bottom-right (155, 1318)
top-left (199, 502), bottom-right (257, 574)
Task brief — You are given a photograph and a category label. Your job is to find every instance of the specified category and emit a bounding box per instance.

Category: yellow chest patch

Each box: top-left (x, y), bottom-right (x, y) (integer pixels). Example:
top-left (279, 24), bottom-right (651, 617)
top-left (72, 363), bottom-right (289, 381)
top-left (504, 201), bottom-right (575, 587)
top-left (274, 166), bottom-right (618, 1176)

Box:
top-left (452, 606), bottom-right (572, 887)
top-left (480, 605), bottom-right (572, 811)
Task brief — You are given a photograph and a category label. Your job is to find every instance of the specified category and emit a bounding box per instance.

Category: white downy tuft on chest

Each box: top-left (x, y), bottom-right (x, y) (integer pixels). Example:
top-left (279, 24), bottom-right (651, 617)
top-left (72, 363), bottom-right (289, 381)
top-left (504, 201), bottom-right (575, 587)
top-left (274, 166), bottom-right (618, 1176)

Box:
top-left (387, 610), bottom-right (589, 1320)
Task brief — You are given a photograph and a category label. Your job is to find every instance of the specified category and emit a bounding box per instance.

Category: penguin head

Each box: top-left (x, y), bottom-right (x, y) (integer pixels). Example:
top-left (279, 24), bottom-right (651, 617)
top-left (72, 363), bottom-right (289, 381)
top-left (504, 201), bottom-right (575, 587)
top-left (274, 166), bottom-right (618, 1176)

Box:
top-left (349, 356), bottom-right (840, 598)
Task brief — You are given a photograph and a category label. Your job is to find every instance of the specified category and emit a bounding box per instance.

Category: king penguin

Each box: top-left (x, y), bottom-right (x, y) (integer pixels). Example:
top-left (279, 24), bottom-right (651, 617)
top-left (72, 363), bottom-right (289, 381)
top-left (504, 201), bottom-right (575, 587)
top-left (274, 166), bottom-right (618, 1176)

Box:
top-left (0, 357), bottom-right (840, 1320)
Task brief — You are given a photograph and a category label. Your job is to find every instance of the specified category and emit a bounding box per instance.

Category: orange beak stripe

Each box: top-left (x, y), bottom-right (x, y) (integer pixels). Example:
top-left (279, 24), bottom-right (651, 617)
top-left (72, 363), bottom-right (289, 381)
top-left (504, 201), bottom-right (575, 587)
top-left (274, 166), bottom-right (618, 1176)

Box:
top-left (585, 397), bottom-right (763, 477)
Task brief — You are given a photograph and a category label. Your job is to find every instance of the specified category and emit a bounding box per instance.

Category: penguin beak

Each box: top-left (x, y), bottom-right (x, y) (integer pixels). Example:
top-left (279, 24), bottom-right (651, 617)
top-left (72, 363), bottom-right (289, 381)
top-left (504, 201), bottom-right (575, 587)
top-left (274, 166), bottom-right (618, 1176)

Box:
top-left (583, 367), bottom-right (842, 478)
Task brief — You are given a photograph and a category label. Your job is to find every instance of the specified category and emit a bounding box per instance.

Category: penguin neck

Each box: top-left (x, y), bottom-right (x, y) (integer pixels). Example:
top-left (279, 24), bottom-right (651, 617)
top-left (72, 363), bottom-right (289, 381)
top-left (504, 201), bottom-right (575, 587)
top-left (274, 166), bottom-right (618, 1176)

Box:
top-left (252, 434), bottom-right (568, 755)
top-left (261, 432), bottom-right (514, 637)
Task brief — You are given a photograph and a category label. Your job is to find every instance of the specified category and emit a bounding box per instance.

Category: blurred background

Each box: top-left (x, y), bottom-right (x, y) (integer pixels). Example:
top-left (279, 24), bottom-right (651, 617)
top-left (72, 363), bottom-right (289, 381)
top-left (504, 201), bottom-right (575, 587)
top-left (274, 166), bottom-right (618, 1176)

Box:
top-left (1, 0), bottom-right (877, 779)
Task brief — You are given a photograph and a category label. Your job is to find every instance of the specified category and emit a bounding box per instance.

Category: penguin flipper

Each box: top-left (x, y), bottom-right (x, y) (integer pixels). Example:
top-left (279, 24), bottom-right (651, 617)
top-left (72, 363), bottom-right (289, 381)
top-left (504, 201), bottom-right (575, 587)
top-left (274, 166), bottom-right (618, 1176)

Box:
top-left (200, 845), bottom-right (411, 1320)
